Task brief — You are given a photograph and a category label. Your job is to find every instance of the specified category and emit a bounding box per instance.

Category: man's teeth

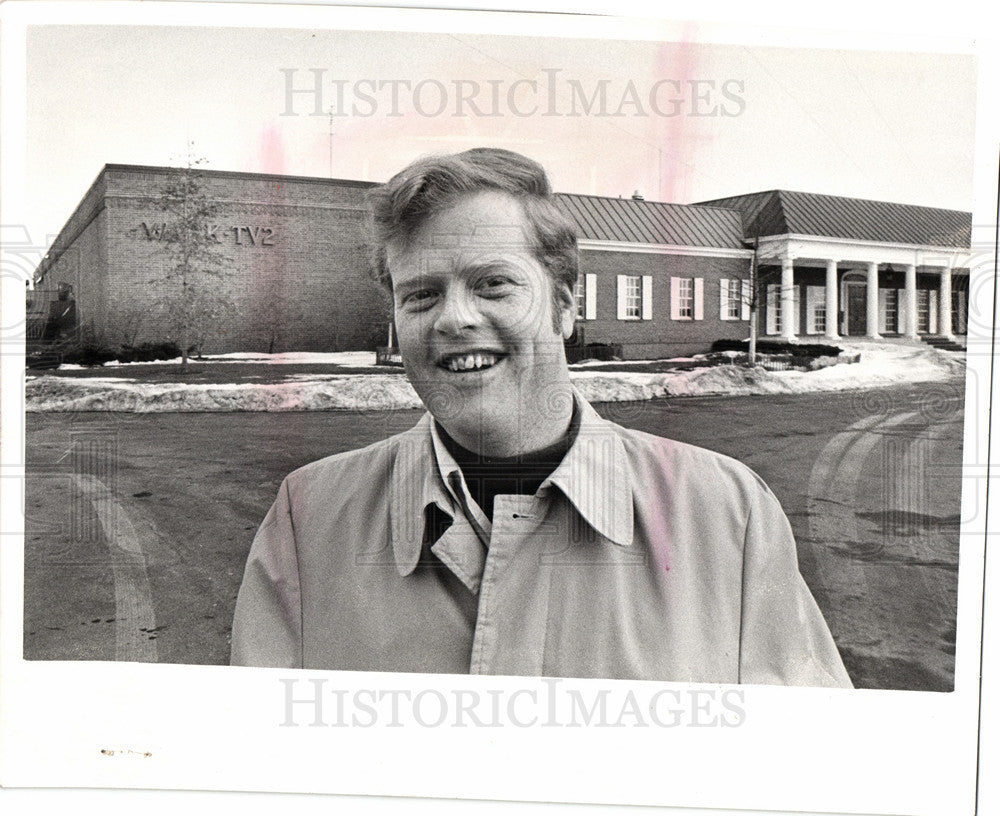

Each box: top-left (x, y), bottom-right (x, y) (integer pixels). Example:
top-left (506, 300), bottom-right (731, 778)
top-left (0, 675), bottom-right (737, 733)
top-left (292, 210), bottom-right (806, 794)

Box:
top-left (446, 353), bottom-right (498, 371)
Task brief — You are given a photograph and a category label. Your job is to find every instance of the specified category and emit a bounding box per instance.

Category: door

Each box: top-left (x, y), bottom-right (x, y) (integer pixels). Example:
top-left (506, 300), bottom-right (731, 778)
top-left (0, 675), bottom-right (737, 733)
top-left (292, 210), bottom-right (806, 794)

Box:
top-left (847, 283), bottom-right (867, 336)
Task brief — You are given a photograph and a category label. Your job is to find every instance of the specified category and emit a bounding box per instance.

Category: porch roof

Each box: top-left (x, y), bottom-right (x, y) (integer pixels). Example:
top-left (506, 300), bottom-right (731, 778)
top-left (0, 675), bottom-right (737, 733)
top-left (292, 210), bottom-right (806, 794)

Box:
top-left (695, 190), bottom-right (971, 249)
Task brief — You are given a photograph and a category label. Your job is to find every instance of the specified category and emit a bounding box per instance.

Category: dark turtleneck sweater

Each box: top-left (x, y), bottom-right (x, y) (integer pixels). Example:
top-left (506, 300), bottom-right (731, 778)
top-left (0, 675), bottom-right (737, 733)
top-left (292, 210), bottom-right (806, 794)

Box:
top-left (434, 402), bottom-right (582, 521)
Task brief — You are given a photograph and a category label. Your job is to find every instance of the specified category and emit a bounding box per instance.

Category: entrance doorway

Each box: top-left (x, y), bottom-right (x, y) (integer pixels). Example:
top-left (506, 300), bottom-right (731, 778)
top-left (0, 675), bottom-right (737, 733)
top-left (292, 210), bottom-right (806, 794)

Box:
top-left (846, 282), bottom-right (867, 336)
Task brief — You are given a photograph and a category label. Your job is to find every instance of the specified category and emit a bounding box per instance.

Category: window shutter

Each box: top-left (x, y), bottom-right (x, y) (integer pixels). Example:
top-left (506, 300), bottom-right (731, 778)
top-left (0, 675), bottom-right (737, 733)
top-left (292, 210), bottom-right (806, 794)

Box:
top-left (693, 278), bottom-right (704, 320)
top-left (741, 279), bottom-right (751, 321)
top-left (641, 276), bottom-right (653, 320)
top-left (897, 289), bottom-right (907, 335)
top-left (793, 285), bottom-right (802, 334)
top-left (585, 274), bottom-right (597, 319)
top-left (719, 279), bottom-right (730, 320)
top-left (929, 289), bottom-right (938, 334)
top-left (766, 284), bottom-right (779, 335)
top-left (616, 275), bottom-right (628, 320)
top-left (670, 277), bottom-right (681, 320)
top-left (806, 286), bottom-right (818, 334)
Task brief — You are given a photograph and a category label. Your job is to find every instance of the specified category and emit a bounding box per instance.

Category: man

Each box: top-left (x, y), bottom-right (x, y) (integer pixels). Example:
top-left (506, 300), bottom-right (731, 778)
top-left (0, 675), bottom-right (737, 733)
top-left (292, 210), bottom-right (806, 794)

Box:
top-left (231, 147), bottom-right (852, 687)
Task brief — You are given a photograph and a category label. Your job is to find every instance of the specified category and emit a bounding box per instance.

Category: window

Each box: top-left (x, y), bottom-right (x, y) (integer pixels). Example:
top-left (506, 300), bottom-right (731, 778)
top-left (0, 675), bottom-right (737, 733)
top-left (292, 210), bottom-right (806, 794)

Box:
top-left (766, 283), bottom-right (801, 335)
top-left (951, 288), bottom-right (967, 334)
top-left (625, 276), bottom-right (642, 318)
top-left (616, 275), bottom-right (652, 320)
top-left (882, 289), bottom-right (898, 334)
top-left (670, 276), bottom-right (704, 321)
top-left (815, 305), bottom-right (826, 334)
top-left (806, 286), bottom-right (826, 334)
top-left (574, 274), bottom-right (597, 320)
top-left (573, 279), bottom-right (585, 318)
top-left (726, 279), bottom-right (742, 319)
top-left (676, 278), bottom-right (693, 318)
top-left (917, 289), bottom-right (929, 333)
top-left (720, 278), bottom-right (751, 321)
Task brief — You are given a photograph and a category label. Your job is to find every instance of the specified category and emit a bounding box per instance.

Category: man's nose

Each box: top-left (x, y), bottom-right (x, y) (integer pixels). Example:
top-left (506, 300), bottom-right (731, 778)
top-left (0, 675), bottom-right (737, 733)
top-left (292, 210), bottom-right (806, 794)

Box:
top-left (433, 286), bottom-right (480, 334)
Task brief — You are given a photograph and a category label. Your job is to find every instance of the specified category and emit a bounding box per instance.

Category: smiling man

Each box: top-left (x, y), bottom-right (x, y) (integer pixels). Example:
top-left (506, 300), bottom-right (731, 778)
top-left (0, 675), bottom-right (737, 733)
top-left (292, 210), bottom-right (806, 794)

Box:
top-left (388, 186), bottom-right (575, 460)
top-left (231, 148), bottom-right (852, 687)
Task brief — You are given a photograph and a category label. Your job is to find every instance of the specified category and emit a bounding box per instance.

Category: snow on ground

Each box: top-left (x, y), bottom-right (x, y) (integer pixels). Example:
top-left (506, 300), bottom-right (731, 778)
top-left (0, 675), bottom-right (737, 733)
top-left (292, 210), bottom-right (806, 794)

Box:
top-left (207, 350), bottom-right (380, 366)
top-left (66, 350), bottom-right (380, 368)
top-left (25, 340), bottom-right (964, 412)
top-left (571, 355), bottom-right (701, 367)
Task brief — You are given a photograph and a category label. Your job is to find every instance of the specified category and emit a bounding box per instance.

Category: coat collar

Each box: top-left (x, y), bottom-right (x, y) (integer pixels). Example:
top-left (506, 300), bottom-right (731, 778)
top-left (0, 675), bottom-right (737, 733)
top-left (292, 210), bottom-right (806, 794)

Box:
top-left (542, 395), bottom-right (635, 549)
top-left (388, 391), bottom-right (635, 577)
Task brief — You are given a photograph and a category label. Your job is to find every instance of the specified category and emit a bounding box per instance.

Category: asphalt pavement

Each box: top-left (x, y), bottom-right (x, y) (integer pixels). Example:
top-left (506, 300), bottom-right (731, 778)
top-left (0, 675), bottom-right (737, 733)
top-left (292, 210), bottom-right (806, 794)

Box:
top-left (22, 378), bottom-right (966, 689)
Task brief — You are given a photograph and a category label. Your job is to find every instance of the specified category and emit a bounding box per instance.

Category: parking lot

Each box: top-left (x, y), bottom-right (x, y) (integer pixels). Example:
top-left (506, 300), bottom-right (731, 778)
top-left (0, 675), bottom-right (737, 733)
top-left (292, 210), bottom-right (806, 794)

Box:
top-left (23, 379), bottom-right (965, 689)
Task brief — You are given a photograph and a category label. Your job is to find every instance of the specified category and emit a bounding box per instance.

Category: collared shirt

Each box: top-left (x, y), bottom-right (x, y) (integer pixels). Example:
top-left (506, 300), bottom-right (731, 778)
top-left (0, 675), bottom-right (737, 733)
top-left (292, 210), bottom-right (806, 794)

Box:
top-left (231, 393), bottom-right (852, 687)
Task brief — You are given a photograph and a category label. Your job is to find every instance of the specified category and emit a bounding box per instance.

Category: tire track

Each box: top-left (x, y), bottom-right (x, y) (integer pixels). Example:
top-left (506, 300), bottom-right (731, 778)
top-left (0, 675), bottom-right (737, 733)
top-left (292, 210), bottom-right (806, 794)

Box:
top-left (71, 474), bottom-right (158, 662)
top-left (805, 410), bottom-right (921, 639)
top-left (805, 405), bottom-right (961, 688)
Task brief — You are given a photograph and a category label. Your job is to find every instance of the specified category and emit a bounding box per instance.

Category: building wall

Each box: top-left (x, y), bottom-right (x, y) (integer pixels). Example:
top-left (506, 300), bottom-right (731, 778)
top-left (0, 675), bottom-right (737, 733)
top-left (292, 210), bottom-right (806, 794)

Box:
top-left (40, 165), bottom-right (393, 354)
top-left (38, 174), bottom-right (109, 345)
top-left (575, 249), bottom-right (752, 359)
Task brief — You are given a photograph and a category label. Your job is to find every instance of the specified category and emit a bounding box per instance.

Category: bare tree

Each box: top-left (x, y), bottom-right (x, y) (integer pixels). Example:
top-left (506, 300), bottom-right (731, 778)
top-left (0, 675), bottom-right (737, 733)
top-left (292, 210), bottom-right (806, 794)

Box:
top-left (747, 237), bottom-right (761, 366)
top-left (149, 144), bottom-right (229, 365)
top-left (248, 276), bottom-right (306, 355)
top-left (740, 236), bottom-right (780, 367)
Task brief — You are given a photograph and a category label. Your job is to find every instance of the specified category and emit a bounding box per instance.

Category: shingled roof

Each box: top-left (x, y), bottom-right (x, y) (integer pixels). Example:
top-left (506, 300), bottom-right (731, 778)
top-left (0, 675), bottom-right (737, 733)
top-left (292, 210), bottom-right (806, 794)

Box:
top-left (554, 193), bottom-right (747, 250)
top-left (695, 190), bottom-right (971, 249)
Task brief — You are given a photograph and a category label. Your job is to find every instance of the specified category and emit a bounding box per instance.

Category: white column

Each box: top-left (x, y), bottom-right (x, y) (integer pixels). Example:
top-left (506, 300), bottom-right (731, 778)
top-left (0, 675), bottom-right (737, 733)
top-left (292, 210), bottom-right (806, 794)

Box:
top-left (905, 264), bottom-right (918, 339)
top-left (939, 267), bottom-right (953, 338)
top-left (866, 262), bottom-right (881, 339)
top-left (781, 256), bottom-right (796, 342)
top-left (825, 259), bottom-right (840, 340)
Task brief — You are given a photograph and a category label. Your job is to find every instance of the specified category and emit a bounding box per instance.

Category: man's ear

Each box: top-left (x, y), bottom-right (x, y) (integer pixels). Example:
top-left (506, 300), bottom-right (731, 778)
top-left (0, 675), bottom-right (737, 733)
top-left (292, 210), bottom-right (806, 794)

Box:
top-left (557, 284), bottom-right (576, 340)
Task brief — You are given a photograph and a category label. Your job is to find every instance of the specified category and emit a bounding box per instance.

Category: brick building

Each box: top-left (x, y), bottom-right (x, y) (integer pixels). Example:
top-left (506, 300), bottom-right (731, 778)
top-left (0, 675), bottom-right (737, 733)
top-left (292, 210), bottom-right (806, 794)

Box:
top-left (556, 193), bottom-right (754, 359)
top-left (31, 165), bottom-right (386, 354)
top-left (31, 165), bottom-right (971, 359)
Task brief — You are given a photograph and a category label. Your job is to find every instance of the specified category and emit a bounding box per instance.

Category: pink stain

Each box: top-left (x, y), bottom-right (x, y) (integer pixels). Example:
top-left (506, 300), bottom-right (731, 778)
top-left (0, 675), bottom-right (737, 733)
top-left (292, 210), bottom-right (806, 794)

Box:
top-left (658, 27), bottom-right (695, 575)
top-left (643, 463), bottom-right (674, 575)
top-left (258, 124), bottom-right (286, 175)
top-left (588, 26), bottom-right (700, 206)
top-left (654, 505), bottom-right (673, 574)
top-left (248, 125), bottom-right (289, 358)
top-left (657, 23), bottom-right (699, 205)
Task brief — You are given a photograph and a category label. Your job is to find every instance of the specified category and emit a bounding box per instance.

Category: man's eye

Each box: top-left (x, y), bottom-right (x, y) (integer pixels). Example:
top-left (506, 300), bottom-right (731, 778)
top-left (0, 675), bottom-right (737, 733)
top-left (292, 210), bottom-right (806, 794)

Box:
top-left (479, 275), bottom-right (512, 292)
top-left (402, 290), bottom-right (437, 308)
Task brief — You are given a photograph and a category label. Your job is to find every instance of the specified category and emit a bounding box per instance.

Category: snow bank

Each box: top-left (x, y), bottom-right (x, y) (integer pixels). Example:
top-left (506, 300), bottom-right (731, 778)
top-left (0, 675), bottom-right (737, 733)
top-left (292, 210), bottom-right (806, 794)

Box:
top-left (25, 340), bottom-right (963, 412)
top-left (26, 374), bottom-right (422, 413)
top-left (71, 350), bottom-right (381, 368)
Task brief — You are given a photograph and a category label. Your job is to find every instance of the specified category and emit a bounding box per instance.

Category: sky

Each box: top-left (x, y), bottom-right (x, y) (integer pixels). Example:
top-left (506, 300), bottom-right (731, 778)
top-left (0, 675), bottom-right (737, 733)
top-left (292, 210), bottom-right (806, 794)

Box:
top-left (24, 14), bottom-right (977, 252)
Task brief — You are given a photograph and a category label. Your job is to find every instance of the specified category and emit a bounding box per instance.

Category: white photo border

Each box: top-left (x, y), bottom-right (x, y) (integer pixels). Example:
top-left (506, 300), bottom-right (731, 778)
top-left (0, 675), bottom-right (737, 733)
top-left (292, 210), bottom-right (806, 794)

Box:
top-left (2, 2), bottom-right (998, 816)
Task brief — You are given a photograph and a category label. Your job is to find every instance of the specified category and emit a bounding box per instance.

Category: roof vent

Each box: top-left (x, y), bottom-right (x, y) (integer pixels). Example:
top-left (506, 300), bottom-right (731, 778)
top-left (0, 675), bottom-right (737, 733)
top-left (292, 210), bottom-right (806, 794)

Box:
top-left (632, 190), bottom-right (644, 200)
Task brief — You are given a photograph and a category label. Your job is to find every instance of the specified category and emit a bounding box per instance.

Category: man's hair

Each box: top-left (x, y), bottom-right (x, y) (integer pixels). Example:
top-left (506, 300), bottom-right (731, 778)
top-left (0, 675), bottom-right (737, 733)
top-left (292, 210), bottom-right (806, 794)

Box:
top-left (368, 148), bottom-right (579, 325)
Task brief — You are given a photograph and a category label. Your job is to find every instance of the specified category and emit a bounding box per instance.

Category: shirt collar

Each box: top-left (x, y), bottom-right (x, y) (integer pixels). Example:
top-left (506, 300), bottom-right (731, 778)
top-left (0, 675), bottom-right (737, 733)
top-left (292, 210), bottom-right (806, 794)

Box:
top-left (429, 419), bottom-right (493, 546)
top-left (387, 413), bottom-right (453, 577)
top-left (387, 391), bottom-right (635, 577)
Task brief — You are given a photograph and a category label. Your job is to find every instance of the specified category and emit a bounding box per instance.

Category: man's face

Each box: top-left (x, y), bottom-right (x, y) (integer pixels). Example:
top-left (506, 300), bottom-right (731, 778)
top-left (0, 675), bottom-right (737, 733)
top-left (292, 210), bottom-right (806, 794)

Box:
top-left (387, 191), bottom-right (576, 456)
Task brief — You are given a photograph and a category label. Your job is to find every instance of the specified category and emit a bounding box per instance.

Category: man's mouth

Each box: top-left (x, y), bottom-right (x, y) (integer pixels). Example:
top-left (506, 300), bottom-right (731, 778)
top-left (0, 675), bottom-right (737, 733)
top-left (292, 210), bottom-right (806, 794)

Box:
top-left (439, 352), bottom-right (503, 372)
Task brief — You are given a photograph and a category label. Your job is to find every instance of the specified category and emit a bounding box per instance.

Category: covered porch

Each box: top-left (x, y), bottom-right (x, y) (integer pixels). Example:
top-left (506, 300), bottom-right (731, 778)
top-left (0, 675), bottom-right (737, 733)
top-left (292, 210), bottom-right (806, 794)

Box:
top-left (756, 236), bottom-right (970, 343)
